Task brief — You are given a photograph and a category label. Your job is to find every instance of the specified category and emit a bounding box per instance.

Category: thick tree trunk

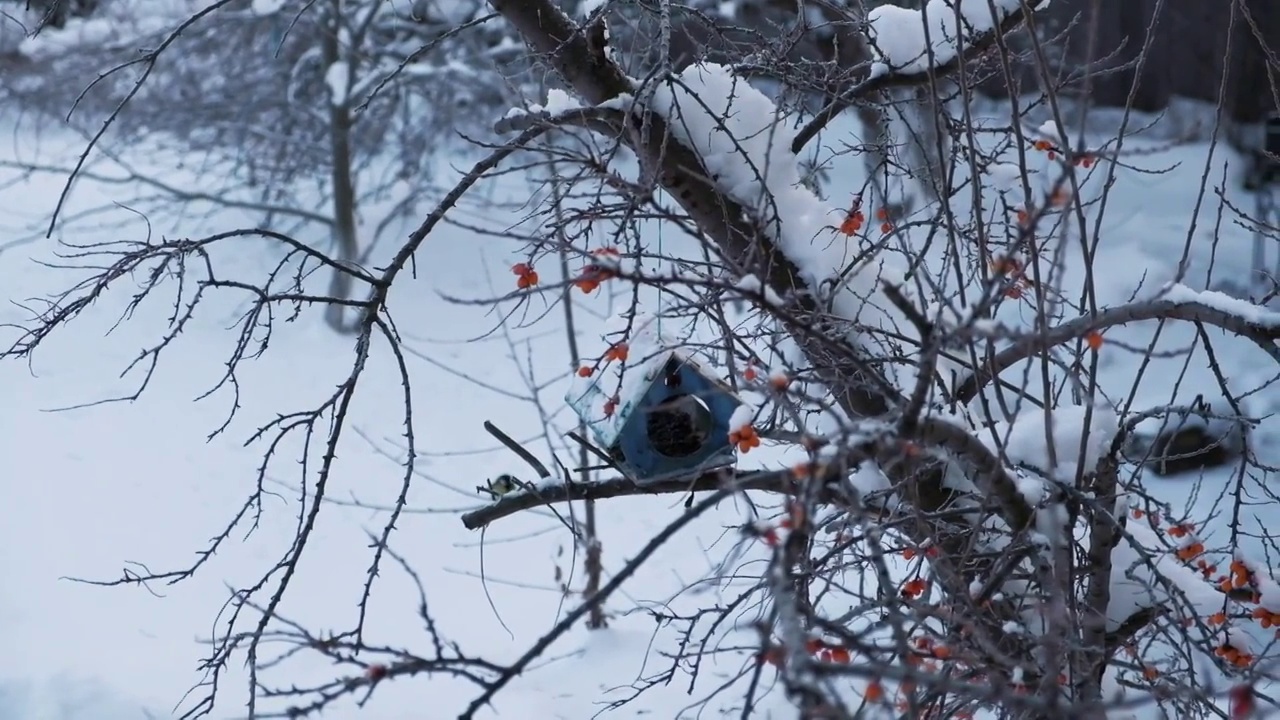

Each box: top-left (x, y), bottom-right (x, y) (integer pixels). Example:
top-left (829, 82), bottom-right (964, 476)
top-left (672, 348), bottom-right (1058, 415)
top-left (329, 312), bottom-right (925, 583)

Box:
top-left (322, 0), bottom-right (362, 334)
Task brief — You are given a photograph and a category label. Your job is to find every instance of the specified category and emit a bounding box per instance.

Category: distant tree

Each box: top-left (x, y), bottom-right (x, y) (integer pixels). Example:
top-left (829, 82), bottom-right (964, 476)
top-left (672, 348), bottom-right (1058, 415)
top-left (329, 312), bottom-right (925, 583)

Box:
top-left (2, 0), bottom-right (100, 29)
top-left (1, 0), bottom-right (523, 331)
top-left (978, 0), bottom-right (1280, 144)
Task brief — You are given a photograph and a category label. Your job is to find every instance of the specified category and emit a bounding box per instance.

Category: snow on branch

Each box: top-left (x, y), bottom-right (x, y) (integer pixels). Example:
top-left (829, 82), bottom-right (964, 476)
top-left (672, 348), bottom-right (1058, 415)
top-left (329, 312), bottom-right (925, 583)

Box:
top-left (790, 0), bottom-right (1051, 152)
top-left (866, 0), bottom-right (1051, 78)
top-left (1108, 497), bottom-right (1235, 635)
top-left (1160, 283), bottom-right (1280, 327)
top-left (956, 285), bottom-right (1280, 403)
top-left (984, 402), bottom-right (1118, 485)
top-left (648, 64), bottom-right (923, 393)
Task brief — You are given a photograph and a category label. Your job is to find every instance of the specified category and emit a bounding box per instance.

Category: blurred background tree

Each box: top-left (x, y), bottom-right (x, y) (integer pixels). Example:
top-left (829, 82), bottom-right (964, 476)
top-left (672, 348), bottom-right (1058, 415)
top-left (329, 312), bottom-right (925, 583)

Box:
top-left (0, 0), bottom-right (1275, 327)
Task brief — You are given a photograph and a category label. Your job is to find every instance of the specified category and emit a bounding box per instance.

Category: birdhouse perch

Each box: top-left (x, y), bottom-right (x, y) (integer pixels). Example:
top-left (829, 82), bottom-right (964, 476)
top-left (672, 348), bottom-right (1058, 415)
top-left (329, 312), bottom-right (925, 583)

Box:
top-left (566, 347), bottom-right (742, 484)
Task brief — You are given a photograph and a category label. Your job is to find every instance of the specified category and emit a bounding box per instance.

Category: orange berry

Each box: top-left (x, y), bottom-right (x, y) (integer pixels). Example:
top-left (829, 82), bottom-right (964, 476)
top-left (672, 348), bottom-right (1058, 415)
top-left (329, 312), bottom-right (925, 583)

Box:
top-left (829, 646), bottom-right (851, 664)
top-left (743, 364), bottom-right (758, 382)
top-left (839, 212), bottom-right (864, 235)
top-left (1085, 331), bottom-right (1103, 351)
top-left (511, 262), bottom-right (531, 276)
top-left (769, 373), bottom-right (790, 390)
top-left (1034, 140), bottom-right (1051, 151)
top-left (902, 578), bottom-right (928, 598)
top-left (577, 366), bottom-right (593, 377)
top-left (605, 343), bottom-right (629, 362)
top-left (875, 207), bottom-right (889, 221)
top-left (933, 645), bottom-right (952, 660)
top-left (1142, 665), bottom-right (1159, 681)
top-left (880, 221), bottom-right (893, 233)
top-left (805, 638), bottom-right (825, 654)
top-left (864, 680), bottom-right (884, 702)
top-left (1209, 612), bottom-right (1227, 625)
top-left (1081, 155), bottom-right (1095, 168)
top-left (603, 397), bottom-right (618, 417)
top-left (903, 547), bottom-right (917, 560)
top-left (1176, 543), bottom-right (1205, 561)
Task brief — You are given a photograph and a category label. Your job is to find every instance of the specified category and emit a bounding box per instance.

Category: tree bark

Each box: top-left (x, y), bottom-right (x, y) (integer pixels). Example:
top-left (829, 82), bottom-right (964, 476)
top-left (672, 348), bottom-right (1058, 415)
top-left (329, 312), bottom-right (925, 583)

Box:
top-left (322, 0), bottom-right (362, 334)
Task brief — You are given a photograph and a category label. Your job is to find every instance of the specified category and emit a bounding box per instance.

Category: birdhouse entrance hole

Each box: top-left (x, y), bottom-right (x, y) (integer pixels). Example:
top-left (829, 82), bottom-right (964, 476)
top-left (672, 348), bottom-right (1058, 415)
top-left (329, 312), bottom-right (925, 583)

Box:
top-left (645, 393), bottom-right (713, 458)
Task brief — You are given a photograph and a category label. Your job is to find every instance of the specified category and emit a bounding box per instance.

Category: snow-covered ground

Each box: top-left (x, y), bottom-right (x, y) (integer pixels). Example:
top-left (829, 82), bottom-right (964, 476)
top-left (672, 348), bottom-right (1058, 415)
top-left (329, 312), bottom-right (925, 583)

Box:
top-left (2, 95), bottom-right (1279, 719)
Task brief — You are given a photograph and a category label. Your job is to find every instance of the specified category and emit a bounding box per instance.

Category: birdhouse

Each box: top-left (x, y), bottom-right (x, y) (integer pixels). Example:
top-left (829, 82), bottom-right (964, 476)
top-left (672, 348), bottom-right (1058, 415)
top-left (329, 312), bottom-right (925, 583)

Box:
top-left (566, 347), bottom-right (742, 484)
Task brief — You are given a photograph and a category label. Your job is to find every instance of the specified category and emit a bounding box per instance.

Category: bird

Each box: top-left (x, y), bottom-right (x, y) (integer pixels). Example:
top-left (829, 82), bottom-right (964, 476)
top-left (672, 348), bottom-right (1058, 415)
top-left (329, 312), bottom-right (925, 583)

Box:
top-left (477, 473), bottom-right (522, 499)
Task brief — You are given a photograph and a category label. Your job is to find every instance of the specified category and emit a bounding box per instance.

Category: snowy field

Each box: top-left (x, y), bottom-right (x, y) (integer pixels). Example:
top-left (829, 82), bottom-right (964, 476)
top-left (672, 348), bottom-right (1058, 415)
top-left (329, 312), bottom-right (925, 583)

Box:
top-left (2, 92), bottom-right (1279, 720)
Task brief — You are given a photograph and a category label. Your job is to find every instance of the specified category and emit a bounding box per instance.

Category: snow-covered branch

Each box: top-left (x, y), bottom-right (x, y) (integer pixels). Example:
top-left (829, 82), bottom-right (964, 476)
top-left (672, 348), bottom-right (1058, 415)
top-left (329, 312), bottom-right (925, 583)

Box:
top-left (956, 286), bottom-right (1280, 403)
top-left (791, 0), bottom-right (1052, 152)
